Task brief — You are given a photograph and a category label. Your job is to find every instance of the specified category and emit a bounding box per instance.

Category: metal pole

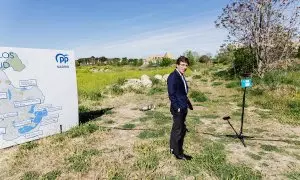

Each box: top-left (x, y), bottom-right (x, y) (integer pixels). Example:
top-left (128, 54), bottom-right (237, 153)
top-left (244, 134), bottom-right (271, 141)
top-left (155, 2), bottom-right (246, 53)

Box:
top-left (240, 87), bottom-right (246, 136)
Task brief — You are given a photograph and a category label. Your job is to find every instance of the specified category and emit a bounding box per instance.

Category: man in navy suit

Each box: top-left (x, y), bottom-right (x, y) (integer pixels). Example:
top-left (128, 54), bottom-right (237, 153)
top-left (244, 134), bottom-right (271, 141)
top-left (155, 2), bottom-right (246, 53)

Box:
top-left (167, 56), bottom-right (193, 160)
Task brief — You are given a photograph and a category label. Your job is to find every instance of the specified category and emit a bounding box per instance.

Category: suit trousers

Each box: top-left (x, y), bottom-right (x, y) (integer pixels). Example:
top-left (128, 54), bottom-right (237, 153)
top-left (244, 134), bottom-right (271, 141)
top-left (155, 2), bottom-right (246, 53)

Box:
top-left (170, 108), bottom-right (187, 156)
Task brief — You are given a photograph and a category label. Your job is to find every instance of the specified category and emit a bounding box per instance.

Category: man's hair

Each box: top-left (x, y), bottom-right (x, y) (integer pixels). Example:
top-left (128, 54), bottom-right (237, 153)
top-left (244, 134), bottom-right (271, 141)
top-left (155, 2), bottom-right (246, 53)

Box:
top-left (176, 56), bottom-right (189, 65)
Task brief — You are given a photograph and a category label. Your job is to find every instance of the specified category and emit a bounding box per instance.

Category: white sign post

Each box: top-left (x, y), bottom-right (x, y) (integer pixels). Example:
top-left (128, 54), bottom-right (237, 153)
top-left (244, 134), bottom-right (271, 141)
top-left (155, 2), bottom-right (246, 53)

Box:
top-left (0, 47), bottom-right (79, 149)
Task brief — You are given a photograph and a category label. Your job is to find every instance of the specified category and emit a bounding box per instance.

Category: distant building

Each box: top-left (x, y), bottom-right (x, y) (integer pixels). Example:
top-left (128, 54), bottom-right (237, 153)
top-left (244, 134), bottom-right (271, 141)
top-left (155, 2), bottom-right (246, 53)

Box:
top-left (144, 52), bottom-right (173, 65)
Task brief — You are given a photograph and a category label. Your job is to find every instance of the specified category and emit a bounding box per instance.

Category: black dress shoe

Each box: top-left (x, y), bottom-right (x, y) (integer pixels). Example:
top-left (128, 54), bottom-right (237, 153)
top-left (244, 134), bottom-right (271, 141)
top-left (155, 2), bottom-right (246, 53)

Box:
top-left (174, 154), bottom-right (190, 160)
top-left (183, 154), bottom-right (193, 160)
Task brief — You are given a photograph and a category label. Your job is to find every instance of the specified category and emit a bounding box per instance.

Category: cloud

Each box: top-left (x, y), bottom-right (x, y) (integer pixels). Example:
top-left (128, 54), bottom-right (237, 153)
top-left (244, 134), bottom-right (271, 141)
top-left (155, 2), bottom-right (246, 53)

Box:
top-left (75, 13), bottom-right (228, 59)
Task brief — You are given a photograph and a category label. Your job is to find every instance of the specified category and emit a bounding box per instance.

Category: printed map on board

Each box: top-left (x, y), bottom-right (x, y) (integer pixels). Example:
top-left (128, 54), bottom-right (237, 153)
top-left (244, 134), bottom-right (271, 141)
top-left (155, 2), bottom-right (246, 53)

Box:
top-left (0, 52), bottom-right (61, 141)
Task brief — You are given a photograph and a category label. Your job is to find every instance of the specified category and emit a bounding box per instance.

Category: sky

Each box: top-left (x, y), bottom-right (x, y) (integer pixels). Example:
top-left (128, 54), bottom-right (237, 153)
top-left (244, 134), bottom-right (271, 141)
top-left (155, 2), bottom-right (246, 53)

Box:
top-left (0, 0), bottom-right (230, 59)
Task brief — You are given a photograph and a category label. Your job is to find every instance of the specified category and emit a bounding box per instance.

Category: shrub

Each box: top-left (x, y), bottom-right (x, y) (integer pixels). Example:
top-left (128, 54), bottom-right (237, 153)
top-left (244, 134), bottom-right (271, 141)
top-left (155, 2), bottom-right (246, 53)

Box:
top-left (190, 91), bottom-right (208, 102)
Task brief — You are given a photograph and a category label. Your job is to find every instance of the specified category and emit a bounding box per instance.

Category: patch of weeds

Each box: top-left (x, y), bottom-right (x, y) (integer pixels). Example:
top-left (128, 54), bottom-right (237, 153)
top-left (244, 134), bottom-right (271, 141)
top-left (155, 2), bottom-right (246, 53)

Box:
top-left (287, 100), bottom-right (300, 117)
top-left (139, 116), bottom-right (150, 122)
top-left (190, 91), bottom-right (208, 102)
top-left (201, 79), bottom-right (208, 82)
top-left (253, 128), bottom-right (266, 133)
top-left (41, 170), bottom-right (61, 180)
top-left (134, 143), bottom-right (159, 171)
top-left (89, 91), bottom-right (103, 101)
top-left (232, 111), bottom-right (241, 117)
top-left (226, 81), bottom-right (240, 88)
top-left (145, 111), bottom-right (170, 125)
top-left (78, 105), bottom-right (90, 113)
top-left (211, 82), bottom-right (223, 86)
top-left (111, 84), bottom-right (124, 95)
top-left (138, 129), bottom-right (167, 139)
top-left (190, 116), bottom-right (202, 125)
top-left (157, 102), bottom-right (167, 107)
top-left (108, 169), bottom-right (126, 180)
top-left (157, 176), bottom-right (181, 180)
top-left (105, 120), bottom-right (115, 124)
top-left (249, 88), bottom-right (264, 96)
top-left (67, 123), bottom-right (99, 138)
top-left (288, 134), bottom-right (299, 139)
top-left (20, 141), bottom-right (38, 151)
top-left (130, 88), bottom-right (146, 94)
top-left (193, 75), bottom-right (202, 79)
top-left (151, 138), bottom-right (169, 147)
top-left (52, 134), bottom-right (66, 142)
top-left (21, 171), bottom-right (39, 180)
top-left (200, 114), bottom-right (219, 119)
top-left (181, 142), bottom-right (262, 179)
top-left (285, 172), bottom-right (300, 180)
top-left (292, 153), bottom-right (300, 160)
top-left (150, 76), bottom-right (160, 85)
top-left (66, 149), bottom-right (100, 172)
top-left (122, 123), bottom-right (136, 129)
top-left (134, 152), bottom-right (159, 171)
top-left (105, 109), bottom-right (114, 115)
top-left (148, 87), bottom-right (164, 95)
top-left (237, 102), bottom-right (248, 108)
top-left (258, 151), bottom-right (267, 156)
top-left (260, 144), bottom-right (281, 152)
top-left (193, 103), bottom-right (207, 106)
top-left (117, 77), bottom-right (126, 85)
top-left (246, 152), bottom-right (262, 160)
top-left (206, 127), bottom-right (216, 132)
top-left (256, 111), bottom-right (271, 119)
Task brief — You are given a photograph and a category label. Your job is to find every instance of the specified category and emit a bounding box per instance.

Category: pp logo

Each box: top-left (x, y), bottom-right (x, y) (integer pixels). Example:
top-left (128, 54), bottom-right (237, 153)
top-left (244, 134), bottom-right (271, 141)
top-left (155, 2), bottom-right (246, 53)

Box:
top-left (55, 53), bottom-right (69, 64)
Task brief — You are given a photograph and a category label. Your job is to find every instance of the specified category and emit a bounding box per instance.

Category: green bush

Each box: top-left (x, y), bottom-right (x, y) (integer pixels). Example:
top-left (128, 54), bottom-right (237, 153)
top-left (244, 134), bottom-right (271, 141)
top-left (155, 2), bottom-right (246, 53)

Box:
top-left (111, 84), bottom-right (124, 95)
top-left (159, 57), bottom-right (173, 67)
top-left (148, 87), bottom-right (164, 95)
top-left (190, 91), bottom-right (208, 102)
top-left (288, 100), bottom-right (300, 117)
top-left (231, 47), bottom-right (256, 76)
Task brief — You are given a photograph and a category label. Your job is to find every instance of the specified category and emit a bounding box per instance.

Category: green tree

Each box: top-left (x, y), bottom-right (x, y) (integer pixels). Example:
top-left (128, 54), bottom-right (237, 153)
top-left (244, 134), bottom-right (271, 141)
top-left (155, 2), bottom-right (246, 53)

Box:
top-left (159, 57), bottom-right (173, 66)
top-left (199, 55), bottom-right (211, 63)
top-left (183, 50), bottom-right (196, 66)
top-left (216, 0), bottom-right (300, 77)
top-left (121, 57), bottom-right (128, 65)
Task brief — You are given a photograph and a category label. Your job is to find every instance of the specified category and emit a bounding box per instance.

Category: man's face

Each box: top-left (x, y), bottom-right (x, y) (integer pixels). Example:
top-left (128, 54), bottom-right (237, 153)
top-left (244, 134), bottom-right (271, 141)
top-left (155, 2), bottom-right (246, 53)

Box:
top-left (176, 62), bottom-right (188, 74)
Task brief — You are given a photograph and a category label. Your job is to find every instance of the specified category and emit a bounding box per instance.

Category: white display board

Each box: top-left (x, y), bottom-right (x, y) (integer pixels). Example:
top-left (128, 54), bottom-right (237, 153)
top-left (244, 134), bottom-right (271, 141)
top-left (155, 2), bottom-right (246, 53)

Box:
top-left (0, 47), bottom-right (79, 149)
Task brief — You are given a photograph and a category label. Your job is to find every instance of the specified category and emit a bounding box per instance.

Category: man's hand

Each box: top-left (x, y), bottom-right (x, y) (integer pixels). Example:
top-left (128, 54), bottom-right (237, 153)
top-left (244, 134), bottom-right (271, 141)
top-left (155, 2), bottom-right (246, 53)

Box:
top-left (187, 98), bottom-right (193, 110)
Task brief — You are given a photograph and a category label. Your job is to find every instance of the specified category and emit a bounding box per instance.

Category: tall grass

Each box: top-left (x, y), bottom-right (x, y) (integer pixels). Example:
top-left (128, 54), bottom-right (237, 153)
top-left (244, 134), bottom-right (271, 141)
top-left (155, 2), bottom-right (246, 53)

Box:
top-left (77, 66), bottom-right (175, 100)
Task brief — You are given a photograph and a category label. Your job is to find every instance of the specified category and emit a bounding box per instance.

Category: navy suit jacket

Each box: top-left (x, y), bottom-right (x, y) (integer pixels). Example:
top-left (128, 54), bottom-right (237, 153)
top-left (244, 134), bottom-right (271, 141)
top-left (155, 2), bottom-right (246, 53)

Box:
top-left (167, 69), bottom-right (192, 111)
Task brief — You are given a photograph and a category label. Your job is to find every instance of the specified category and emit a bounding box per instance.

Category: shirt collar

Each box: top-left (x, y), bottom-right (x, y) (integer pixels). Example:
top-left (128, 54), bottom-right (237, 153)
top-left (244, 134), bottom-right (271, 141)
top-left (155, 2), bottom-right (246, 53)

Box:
top-left (175, 68), bottom-right (184, 77)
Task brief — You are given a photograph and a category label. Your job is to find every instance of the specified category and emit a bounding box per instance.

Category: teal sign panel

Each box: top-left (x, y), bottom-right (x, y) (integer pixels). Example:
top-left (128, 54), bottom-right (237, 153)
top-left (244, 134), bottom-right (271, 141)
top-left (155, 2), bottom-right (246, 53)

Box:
top-left (241, 79), bottom-right (252, 88)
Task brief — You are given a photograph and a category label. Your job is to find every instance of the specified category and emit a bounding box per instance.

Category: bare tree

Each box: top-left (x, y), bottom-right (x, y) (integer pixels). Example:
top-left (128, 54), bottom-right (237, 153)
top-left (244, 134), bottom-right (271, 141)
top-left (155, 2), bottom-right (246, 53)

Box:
top-left (216, 0), bottom-right (300, 77)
